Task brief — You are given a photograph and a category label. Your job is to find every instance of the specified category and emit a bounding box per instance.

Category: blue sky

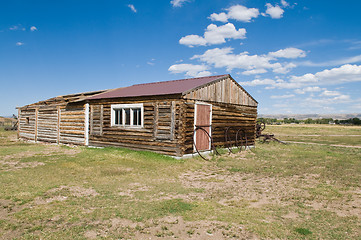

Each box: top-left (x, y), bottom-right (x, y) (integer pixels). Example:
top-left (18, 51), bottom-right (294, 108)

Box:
top-left (1, 0), bottom-right (361, 116)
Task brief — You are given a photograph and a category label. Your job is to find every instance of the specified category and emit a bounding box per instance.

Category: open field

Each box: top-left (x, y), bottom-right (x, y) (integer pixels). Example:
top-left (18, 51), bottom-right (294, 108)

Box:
top-left (0, 125), bottom-right (360, 239)
top-left (265, 124), bottom-right (361, 147)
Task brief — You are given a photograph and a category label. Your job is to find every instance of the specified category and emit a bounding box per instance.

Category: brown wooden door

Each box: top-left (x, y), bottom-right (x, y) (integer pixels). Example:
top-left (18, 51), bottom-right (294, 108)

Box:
top-left (195, 103), bottom-right (212, 151)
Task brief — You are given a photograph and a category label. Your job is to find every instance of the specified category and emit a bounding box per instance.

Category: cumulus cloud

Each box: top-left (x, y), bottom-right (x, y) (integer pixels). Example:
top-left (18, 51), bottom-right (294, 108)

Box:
top-left (241, 78), bottom-right (277, 86)
top-left (289, 64), bottom-right (361, 86)
top-left (264, 3), bottom-right (284, 19)
top-left (191, 47), bottom-right (295, 74)
top-left (294, 86), bottom-right (323, 94)
top-left (270, 94), bottom-right (295, 99)
top-left (210, 5), bottom-right (260, 23)
top-left (171, 0), bottom-right (190, 7)
top-left (268, 47), bottom-right (306, 59)
top-left (168, 64), bottom-right (211, 77)
top-left (320, 90), bottom-right (342, 97)
top-left (128, 4), bottom-right (137, 13)
top-left (242, 64), bottom-right (361, 89)
top-left (242, 69), bottom-right (267, 75)
top-left (299, 54), bottom-right (361, 67)
top-left (281, 0), bottom-right (289, 7)
top-left (16, 42), bottom-right (24, 46)
top-left (30, 26), bottom-right (37, 31)
top-left (179, 23), bottom-right (246, 47)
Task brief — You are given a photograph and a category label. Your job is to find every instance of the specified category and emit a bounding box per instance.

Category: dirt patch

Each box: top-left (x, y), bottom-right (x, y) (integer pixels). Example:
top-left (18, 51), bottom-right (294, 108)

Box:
top-left (48, 185), bottom-right (99, 198)
top-left (176, 168), bottom-right (361, 218)
top-left (0, 160), bottom-right (45, 171)
top-left (96, 216), bottom-right (258, 239)
top-left (2, 145), bottom-right (80, 161)
top-left (178, 169), bottom-right (316, 208)
top-left (119, 182), bottom-right (151, 198)
top-left (33, 185), bottom-right (99, 206)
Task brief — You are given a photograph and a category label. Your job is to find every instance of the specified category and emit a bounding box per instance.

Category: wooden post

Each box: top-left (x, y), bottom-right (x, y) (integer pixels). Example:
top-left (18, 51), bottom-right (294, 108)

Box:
top-left (153, 102), bottom-right (158, 139)
top-left (89, 105), bottom-right (93, 135)
top-left (17, 109), bottom-right (20, 139)
top-left (100, 105), bottom-right (103, 136)
top-left (170, 101), bottom-right (175, 140)
top-left (84, 103), bottom-right (89, 146)
top-left (57, 106), bottom-right (60, 144)
top-left (35, 108), bottom-right (39, 142)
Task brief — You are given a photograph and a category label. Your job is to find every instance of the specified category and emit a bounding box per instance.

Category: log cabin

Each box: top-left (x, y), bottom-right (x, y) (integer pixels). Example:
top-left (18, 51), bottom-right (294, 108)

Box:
top-left (17, 74), bottom-right (258, 157)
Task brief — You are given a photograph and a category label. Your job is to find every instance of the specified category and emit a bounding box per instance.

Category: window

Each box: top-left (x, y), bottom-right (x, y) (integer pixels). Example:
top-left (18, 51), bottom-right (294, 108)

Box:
top-left (111, 104), bottom-right (143, 127)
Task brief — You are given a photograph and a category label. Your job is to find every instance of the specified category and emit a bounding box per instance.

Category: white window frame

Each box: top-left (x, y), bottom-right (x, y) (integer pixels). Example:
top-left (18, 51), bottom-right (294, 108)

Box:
top-left (111, 103), bottom-right (144, 128)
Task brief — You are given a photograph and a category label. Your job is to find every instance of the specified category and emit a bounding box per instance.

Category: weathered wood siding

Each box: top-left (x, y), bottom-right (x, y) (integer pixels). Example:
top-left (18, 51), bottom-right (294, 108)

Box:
top-left (18, 108), bottom-right (36, 140)
top-left (60, 106), bottom-right (86, 145)
top-left (183, 100), bottom-right (257, 155)
top-left (88, 99), bottom-right (183, 156)
top-left (37, 107), bottom-right (58, 143)
top-left (183, 76), bottom-right (257, 107)
top-left (18, 105), bottom-right (86, 145)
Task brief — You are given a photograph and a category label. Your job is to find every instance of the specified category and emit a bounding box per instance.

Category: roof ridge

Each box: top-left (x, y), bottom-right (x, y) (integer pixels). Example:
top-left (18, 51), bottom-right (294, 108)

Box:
top-left (129, 74), bottom-right (228, 87)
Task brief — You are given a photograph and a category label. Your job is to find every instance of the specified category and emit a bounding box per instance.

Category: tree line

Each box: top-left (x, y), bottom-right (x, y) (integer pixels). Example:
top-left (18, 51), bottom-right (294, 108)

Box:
top-left (257, 117), bottom-right (361, 125)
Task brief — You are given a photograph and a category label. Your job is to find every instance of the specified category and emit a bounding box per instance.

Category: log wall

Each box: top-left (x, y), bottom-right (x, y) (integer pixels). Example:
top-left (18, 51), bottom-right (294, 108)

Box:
top-left (18, 108), bottom-right (36, 140)
top-left (18, 105), bottom-right (86, 145)
top-left (88, 98), bottom-right (183, 156)
top-left (183, 100), bottom-right (257, 155)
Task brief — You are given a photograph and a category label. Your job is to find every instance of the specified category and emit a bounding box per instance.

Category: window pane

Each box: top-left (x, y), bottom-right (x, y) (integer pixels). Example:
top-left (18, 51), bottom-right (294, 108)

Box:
top-left (137, 109), bottom-right (142, 126)
top-left (114, 110), bottom-right (120, 125)
top-left (118, 109), bottom-right (122, 125)
top-left (133, 108), bottom-right (141, 126)
top-left (124, 108), bottom-right (130, 125)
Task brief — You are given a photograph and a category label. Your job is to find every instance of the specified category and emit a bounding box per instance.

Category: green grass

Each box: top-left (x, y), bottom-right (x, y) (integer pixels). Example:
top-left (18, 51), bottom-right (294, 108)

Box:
top-left (0, 126), bottom-right (360, 239)
top-left (265, 124), bottom-right (361, 146)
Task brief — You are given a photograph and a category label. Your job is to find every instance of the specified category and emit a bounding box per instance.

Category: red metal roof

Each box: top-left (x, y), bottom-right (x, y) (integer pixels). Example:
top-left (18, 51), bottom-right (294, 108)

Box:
top-left (88, 74), bottom-right (229, 100)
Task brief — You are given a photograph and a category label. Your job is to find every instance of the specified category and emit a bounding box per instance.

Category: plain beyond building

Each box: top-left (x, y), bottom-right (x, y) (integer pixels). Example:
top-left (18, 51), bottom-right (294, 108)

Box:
top-left (17, 74), bottom-right (258, 157)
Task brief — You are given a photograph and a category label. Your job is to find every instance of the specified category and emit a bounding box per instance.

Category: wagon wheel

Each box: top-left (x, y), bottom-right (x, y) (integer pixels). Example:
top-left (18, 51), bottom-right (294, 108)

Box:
top-left (236, 129), bottom-right (248, 151)
top-left (193, 126), bottom-right (219, 160)
top-left (225, 127), bottom-right (238, 154)
top-left (256, 121), bottom-right (266, 138)
top-left (211, 126), bottom-right (221, 154)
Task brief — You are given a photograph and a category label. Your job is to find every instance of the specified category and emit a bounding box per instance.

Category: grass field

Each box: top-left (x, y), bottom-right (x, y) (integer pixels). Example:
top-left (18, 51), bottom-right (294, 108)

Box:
top-left (0, 125), bottom-right (360, 239)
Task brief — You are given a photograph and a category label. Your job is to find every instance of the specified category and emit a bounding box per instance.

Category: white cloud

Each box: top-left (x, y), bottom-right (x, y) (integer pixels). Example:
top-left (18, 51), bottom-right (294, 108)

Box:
top-left (128, 4), bottom-right (137, 13)
top-left (264, 3), bottom-right (284, 19)
top-left (147, 59), bottom-right (156, 66)
top-left (191, 47), bottom-right (293, 74)
top-left (299, 54), bottom-right (361, 67)
top-left (281, 0), bottom-right (289, 7)
top-left (179, 35), bottom-right (207, 47)
top-left (179, 23), bottom-right (246, 47)
top-left (294, 86), bottom-right (323, 94)
top-left (16, 42), bottom-right (24, 46)
top-left (268, 47), bottom-right (306, 59)
top-left (240, 78), bottom-right (276, 86)
top-left (30, 26), bottom-right (37, 31)
top-left (270, 94), bottom-right (295, 99)
top-left (168, 64), bottom-right (211, 77)
top-left (171, 0), bottom-right (190, 7)
top-left (10, 26), bottom-right (19, 31)
top-left (210, 5), bottom-right (260, 23)
top-left (320, 90), bottom-right (342, 97)
top-left (273, 63), bottom-right (297, 74)
top-left (242, 69), bottom-right (267, 75)
top-left (209, 12), bottom-right (228, 22)
top-left (289, 64), bottom-right (361, 86)
top-left (244, 64), bottom-right (361, 89)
